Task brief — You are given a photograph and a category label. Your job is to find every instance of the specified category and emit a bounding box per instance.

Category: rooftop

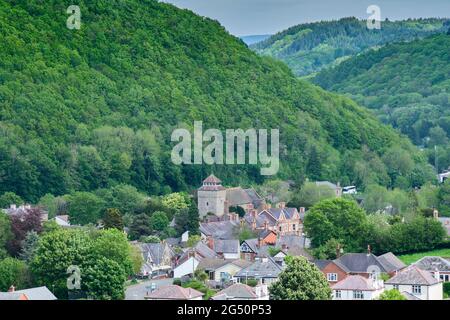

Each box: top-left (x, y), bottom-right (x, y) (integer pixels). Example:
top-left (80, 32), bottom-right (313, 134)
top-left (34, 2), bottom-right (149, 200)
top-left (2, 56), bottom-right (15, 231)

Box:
top-left (146, 285), bottom-right (203, 300)
top-left (386, 265), bottom-right (440, 286)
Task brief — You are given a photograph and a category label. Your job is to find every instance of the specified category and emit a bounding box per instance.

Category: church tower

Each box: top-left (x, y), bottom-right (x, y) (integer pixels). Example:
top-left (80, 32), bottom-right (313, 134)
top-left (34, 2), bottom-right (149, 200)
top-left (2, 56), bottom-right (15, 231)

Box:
top-left (197, 174), bottom-right (227, 218)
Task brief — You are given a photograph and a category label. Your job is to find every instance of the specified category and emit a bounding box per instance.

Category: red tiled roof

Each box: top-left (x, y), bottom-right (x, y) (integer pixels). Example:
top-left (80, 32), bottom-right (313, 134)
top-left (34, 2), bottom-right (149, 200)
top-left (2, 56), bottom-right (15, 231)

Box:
top-left (146, 285), bottom-right (203, 300)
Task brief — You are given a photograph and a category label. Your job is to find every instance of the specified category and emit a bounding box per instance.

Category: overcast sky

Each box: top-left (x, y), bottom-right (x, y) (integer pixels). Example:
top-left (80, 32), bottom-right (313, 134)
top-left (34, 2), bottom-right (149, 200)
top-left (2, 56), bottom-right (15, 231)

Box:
top-left (162, 0), bottom-right (450, 36)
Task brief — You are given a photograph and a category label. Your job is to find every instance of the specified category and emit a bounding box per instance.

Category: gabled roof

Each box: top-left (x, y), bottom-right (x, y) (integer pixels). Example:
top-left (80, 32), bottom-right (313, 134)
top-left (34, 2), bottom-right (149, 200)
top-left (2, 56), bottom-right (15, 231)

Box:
top-left (243, 189), bottom-right (264, 208)
top-left (140, 243), bottom-right (174, 266)
top-left (334, 253), bottom-right (386, 273)
top-left (314, 259), bottom-right (332, 270)
top-left (386, 265), bottom-right (440, 285)
top-left (198, 258), bottom-right (252, 271)
top-left (377, 252), bottom-right (406, 273)
top-left (226, 187), bottom-right (253, 206)
top-left (332, 275), bottom-right (378, 291)
top-left (235, 257), bottom-right (282, 278)
top-left (413, 256), bottom-right (450, 273)
top-left (241, 238), bottom-right (259, 253)
top-left (212, 284), bottom-right (257, 300)
top-left (278, 235), bottom-right (310, 249)
top-left (146, 285), bottom-right (203, 300)
top-left (213, 239), bottom-right (240, 254)
top-left (177, 241), bottom-right (218, 265)
top-left (200, 220), bottom-right (240, 240)
top-left (15, 286), bottom-right (57, 300)
top-left (0, 292), bottom-right (28, 300)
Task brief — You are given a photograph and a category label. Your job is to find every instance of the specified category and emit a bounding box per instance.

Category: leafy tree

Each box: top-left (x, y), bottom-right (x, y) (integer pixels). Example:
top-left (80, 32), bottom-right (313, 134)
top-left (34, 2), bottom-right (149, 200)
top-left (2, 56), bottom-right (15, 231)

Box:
top-left (0, 257), bottom-right (31, 291)
top-left (186, 235), bottom-right (201, 248)
top-left (175, 202), bottom-right (199, 236)
top-left (194, 268), bottom-right (208, 283)
top-left (290, 182), bottom-right (335, 209)
top-left (8, 207), bottom-right (43, 256)
top-left (143, 235), bottom-right (161, 243)
top-left (270, 256), bottom-right (331, 300)
top-left (102, 208), bottom-right (124, 231)
top-left (257, 180), bottom-right (291, 203)
top-left (313, 238), bottom-right (343, 260)
top-left (0, 192), bottom-right (23, 209)
top-left (66, 192), bottom-right (105, 225)
top-left (378, 289), bottom-right (406, 300)
top-left (304, 198), bottom-right (369, 252)
top-left (237, 226), bottom-right (258, 242)
top-left (161, 192), bottom-right (191, 213)
top-left (0, 212), bottom-right (12, 259)
top-left (128, 213), bottom-right (152, 241)
top-left (150, 211), bottom-right (170, 232)
top-left (83, 256), bottom-right (127, 300)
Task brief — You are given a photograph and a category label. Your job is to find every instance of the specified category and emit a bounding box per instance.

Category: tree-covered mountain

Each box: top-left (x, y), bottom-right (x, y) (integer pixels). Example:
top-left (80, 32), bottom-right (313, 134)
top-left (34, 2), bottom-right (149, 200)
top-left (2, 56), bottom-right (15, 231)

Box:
top-left (252, 17), bottom-right (449, 77)
top-left (0, 0), bottom-right (434, 203)
top-left (313, 33), bottom-right (450, 171)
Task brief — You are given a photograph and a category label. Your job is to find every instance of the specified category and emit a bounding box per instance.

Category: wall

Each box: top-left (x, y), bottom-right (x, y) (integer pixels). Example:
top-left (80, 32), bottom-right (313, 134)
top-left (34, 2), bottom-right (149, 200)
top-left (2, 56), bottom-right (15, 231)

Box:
top-left (173, 257), bottom-right (199, 279)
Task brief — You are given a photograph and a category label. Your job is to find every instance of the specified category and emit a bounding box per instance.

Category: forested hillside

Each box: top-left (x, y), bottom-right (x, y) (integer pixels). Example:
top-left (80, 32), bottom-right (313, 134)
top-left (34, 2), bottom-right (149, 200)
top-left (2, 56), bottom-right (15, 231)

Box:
top-left (0, 0), bottom-right (434, 203)
top-left (314, 34), bottom-right (450, 171)
top-left (253, 17), bottom-right (449, 76)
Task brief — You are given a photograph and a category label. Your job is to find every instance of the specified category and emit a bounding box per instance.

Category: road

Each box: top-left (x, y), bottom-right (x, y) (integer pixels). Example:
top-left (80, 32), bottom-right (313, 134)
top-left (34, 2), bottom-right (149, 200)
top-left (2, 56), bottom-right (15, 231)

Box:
top-left (125, 278), bottom-right (174, 300)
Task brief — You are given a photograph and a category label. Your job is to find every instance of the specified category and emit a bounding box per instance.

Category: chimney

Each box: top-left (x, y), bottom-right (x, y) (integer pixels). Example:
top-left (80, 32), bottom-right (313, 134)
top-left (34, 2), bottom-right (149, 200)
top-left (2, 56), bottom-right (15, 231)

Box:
top-left (263, 220), bottom-right (269, 231)
top-left (281, 244), bottom-right (287, 251)
top-left (299, 207), bottom-right (305, 214)
top-left (251, 218), bottom-right (257, 230)
top-left (207, 237), bottom-right (214, 250)
top-left (10, 204), bottom-right (16, 210)
top-left (367, 245), bottom-right (371, 256)
top-left (257, 237), bottom-right (264, 248)
top-left (277, 202), bottom-right (286, 209)
top-left (250, 209), bottom-right (257, 218)
top-left (8, 285), bottom-right (15, 293)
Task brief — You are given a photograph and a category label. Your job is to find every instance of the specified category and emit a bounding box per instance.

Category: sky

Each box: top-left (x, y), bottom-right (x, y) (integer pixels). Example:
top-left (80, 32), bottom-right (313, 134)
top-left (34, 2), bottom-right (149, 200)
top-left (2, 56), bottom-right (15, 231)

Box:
top-left (162, 0), bottom-right (450, 36)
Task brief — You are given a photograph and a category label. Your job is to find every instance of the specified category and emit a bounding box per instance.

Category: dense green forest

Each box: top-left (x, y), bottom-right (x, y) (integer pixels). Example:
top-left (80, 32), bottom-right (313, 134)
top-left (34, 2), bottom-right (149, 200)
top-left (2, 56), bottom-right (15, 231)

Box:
top-left (0, 0), bottom-right (435, 203)
top-left (314, 34), bottom-right (450, 171)
top-left (252, 17), bottom-right (449, 76)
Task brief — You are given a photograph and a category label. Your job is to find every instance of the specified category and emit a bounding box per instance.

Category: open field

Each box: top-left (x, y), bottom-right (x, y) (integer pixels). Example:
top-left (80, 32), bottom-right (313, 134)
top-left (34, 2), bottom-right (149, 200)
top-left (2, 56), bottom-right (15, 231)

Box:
top-left (398, 248), bottom-right (450, 265)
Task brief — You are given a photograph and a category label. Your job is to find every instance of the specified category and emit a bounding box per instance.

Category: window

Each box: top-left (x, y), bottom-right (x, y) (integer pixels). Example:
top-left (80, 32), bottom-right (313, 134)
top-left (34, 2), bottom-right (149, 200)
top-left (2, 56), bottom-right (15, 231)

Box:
top-left (353, 290), bottom-right (364, 300)
top-left (335, 290), bottom-right (341, 299)
top-left (292, 224), bottom-right (296, 231)
top-left (393, 285), bottom-right (399, 290)
top-left (412, 285), bottom-right (422, 294)
top-left (327, 273), bottom-right (338, 282)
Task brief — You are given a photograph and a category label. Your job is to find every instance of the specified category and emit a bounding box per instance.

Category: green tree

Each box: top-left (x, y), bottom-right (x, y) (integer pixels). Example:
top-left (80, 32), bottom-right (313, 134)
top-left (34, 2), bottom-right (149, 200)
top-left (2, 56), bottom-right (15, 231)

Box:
top-left (161, 192), bottom-right (191, 213)
top-left (175, 202), bottom-right (199, 236)
top-left (83, 256), bottom-right (127, 300)
top-left (19, 231), bottom-right (40, 263)
top-left (0, 257), bottom-right (31, 291)
top-left (186, 235), bottom-right (201, 248)
top-left (128, 213), bottom-right (152, 240)
top-left (0, 192), bottom-right (24, 209)
top-left (0, 212), bottom-right (12, 259)
top-left (304, 198), bottom-right (369, 252)
top-left (270, 256), bottom-right (331, 300)
top-left (150, 211), bottom-right (169, 232)
top-left (378, 289), bottom-right (406, 300)
top-left (66, 192), bottom-right (105, 225)
top-left (290, 182), bottom-right (335, 209)
top-left (102, 208), bottom-right (124, 230)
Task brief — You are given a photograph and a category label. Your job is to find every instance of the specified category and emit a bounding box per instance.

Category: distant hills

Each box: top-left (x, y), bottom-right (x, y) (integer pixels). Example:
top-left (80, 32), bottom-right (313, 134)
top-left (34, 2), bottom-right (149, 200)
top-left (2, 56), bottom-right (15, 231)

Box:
top-left (313, 33), bottom-right (450, 170)
top-left (252, 17), bottom-right (450, 76)
top-left (240, 34), bottom-right (272, 45)
top-left (0, 0), bottom-right (433, 202)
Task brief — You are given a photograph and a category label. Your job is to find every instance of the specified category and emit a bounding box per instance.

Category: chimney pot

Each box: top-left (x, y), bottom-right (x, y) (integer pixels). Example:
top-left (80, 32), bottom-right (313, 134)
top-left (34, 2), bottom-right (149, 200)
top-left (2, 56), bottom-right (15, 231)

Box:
top-left (8, 285), bottom-right (15, 292)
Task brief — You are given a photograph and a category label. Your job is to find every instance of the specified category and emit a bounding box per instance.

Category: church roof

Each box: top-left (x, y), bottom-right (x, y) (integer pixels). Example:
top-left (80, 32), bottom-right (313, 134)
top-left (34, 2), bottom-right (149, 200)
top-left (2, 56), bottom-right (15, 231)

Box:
top-left (203, 174), bottom-right (222, 184)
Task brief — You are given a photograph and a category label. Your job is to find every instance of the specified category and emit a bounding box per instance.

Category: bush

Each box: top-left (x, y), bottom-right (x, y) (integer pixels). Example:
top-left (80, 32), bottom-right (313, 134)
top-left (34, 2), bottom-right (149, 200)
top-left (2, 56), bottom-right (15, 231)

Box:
top-left (173, 278), bottom-right (182, 286)
top-left (243, 279), bottom-right (258, 287)
top-left (444, 282), bottom-right (450, 298)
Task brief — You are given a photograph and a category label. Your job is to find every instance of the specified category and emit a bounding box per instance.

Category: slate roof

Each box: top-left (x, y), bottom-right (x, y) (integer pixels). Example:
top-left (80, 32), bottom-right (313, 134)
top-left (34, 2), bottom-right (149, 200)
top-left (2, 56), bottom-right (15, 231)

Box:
top-left (377, 252), bottom-right (406, 273)
top-left (214, 239), bottom-right (240, 254)
top-left (282, 246), bottom-right (314, 261)
top-left (226, 187), bottom-right (253, 206)
top-left (177, 241), bottom-right (218, 265)
top-left (386, 265), bottom-right (440, 285)
top-left (332, 275), bottom-right (378, 291)
top-left (241, 238), bottom-right (260, 253)
top-left (235, 257), bottom-right (282, 279)
top-left (146, 285), bottom-right (203, 300)
top-left (200, 220), bottom-right (240, 240)
top-left (140, 243), bottom-right (174, 266)
top-left (335, 253), bottom-right (387, 273)
top-left (243, 189), bottom-right (264, 209)
top-left (278, 235), bottom-right (310, 249)
top-left (198, 259), bottom-right (252, 271)
top-left (212, 284), bottom-right (257, 300)
top-left (15, 286), bottom-right (57, 300)
top-left (413, 256), bottom-right (450, 273)
top-left (314, 259), bottom-right (332, 270)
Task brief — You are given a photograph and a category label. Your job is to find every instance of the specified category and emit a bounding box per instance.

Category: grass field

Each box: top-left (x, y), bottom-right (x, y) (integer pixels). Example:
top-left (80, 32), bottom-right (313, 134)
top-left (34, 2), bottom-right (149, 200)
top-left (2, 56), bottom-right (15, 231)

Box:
top-left (398, 248), bottom-right (450, 265)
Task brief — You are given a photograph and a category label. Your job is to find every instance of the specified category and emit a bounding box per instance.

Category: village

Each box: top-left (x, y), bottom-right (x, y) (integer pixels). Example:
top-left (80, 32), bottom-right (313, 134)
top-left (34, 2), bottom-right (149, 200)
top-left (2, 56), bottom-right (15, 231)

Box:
top-left (1, 174), bottom-right (448, 301)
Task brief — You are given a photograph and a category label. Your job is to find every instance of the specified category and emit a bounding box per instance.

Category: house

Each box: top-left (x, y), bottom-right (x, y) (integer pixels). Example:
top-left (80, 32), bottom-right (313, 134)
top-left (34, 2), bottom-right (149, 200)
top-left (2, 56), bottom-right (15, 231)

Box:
top-left (234, 256), bottom-right (283, 285)
top-left (277, 234), bottom-right (310, 250)
top-left (197, 174), bottom-right (264, 218)
top-left (139, 242), bottom-right (175, 278)
top-left (211, 283), bottom-right (269, 300)
top-left (243, 203), bottom-right (302, 236)
top-left (315, 181), bottom-right (342, 197)
top-left (272, 247), bottom-right (313, 267)
top-left (206, 238), bottom-right (240, 260)
top-left (258, 229), bottom-right (277, 245)
top-left (438, 170), bottom-right (450, 183)
top-left (53, 215), bottom-right (71, 227)
top-left (413, 256), bottom-right (450, 282)
top-left (240, 238), bottom-right (262, 261)
top-left (197, 259), bottom-right (252, 284)
top-left (200, 220), bottom-right (240, 240)
top-left (173, 241), bottom-right (218, 279)
top-left (385, 265), bottom-right (443, 300)
top-left (0, 286), bottom-right (57, 300)
top-left (145, 285), bottom-right (203, 300)
top-left (315, 251), bottom-right (406, 285)
top-left (332, 275), bottom-right (384, 300)
top-left (3, 204), bottom-right (49, 223)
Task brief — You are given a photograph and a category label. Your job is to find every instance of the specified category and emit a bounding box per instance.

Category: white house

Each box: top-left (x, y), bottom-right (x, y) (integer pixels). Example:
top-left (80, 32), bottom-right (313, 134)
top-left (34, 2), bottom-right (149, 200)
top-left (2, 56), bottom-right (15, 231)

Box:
top-left (173, 256), bottom-right (200, 279)
top-left (385, 265), bottom-right (443, 300)
top-left (197, 259), bottom-right (252, 283)
top-left (331, 275), bottom-right (384, 300)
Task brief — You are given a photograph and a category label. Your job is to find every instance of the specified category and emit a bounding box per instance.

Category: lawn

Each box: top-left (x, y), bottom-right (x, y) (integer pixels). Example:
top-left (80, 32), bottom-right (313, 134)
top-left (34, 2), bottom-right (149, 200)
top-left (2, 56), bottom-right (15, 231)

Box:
top-left (398, 248), bottom-right (450, 265)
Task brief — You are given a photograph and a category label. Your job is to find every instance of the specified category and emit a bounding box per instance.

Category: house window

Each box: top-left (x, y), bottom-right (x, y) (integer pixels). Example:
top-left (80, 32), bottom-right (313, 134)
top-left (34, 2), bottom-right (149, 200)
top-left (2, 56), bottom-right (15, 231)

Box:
top-left (393, 285), bottom-right (399, 290)
top-left (353, 290), bottom-right (364, 300)
top-left (292, 224), bottom-right (296, 231)
top-left (206, 202), bottom-right (209, 207)
top-left (412, 285), bottom-right (422, 294)
top-left (327, 273), bottom-right (338, 282)
top-left (335, 290), bottom-right (341, 299)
